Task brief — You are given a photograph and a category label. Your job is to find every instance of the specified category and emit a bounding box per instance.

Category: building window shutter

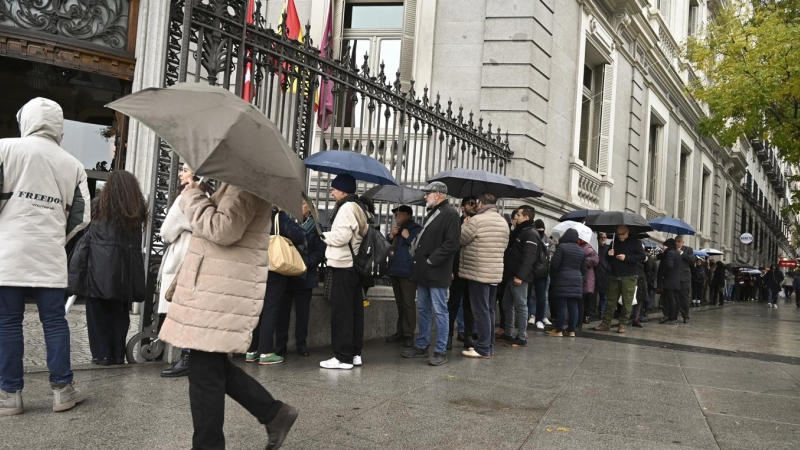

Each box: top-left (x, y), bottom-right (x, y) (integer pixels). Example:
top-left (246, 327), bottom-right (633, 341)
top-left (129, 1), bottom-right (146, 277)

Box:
top-left (399, 0), bottom-right (417, 90)
top-left (579, 98), bottom-right (592, 165)
top-left (597, 63), bottom-right (614, 175)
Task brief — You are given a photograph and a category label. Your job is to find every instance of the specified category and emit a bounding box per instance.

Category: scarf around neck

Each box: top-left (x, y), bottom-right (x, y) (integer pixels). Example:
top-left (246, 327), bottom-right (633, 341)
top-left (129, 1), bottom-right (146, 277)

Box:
top-left (328, 193), bottom-right (359, 227)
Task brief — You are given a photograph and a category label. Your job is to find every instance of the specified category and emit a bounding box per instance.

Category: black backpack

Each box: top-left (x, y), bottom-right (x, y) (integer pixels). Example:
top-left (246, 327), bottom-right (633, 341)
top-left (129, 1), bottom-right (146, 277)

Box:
top-left (532, 234), bottom-right (550, 279)
top-left (347, 203), bottom-right (392, 277)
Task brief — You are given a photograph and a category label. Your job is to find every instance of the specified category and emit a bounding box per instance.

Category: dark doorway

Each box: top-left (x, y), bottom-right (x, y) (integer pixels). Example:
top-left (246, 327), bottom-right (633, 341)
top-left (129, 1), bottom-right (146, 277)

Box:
top-left (0, 56), bottom-right (130, 171)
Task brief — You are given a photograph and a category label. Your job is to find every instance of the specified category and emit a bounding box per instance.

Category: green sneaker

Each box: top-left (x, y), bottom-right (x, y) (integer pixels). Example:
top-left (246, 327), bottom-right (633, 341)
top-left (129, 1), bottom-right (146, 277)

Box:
top-left (259, 353), bottom-right (284, 365)
top-left (245, 352), bottom-right (258, 362)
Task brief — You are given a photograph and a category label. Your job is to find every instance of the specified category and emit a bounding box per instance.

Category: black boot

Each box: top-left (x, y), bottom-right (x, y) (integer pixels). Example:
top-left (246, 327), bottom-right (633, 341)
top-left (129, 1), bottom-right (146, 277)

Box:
top-left (161, 353), bottom-right (189, 378)
top-left (447, 337), bottom-right (453, 351)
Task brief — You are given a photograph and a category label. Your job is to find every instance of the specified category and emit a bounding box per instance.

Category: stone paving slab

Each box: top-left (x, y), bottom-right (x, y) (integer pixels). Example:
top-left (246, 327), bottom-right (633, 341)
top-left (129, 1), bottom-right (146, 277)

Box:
top-left (3, 302), bottom-right (800, 449)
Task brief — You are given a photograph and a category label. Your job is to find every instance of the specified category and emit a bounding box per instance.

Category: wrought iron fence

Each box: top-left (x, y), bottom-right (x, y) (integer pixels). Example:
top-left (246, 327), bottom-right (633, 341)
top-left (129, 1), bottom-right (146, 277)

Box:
top-left (128, 0), bottom-right (512, 361)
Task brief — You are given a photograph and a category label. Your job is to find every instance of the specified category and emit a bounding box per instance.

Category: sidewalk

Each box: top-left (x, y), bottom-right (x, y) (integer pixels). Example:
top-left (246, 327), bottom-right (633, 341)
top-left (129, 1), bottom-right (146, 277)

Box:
top-left (6, 301), bottom-right (800, 449)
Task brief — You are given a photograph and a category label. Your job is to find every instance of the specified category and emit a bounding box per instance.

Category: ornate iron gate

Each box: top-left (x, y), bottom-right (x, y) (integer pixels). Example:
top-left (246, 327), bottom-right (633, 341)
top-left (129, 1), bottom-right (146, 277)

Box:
top-left (127, 0), bottom-right (512, 361)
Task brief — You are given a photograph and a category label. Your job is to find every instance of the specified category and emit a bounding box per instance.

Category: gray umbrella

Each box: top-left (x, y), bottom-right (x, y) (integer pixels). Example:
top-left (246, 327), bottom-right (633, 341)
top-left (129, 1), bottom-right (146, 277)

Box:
top-left (106, 82), bottom-right (305, 218)
top-left (362, 185), bottom-right (426, 206)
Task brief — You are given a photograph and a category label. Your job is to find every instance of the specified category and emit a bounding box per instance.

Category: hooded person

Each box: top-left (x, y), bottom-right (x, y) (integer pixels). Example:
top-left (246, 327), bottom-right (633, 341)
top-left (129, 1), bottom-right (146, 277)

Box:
top-left (547, 229), bottom-right (587, 337)
top-left (0, 98), bottom-right (91, 416)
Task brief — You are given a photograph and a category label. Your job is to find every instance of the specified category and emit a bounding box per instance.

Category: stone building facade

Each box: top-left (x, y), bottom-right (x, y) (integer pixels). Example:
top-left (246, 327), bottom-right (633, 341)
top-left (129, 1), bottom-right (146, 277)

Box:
top-left (122, 0), bottom-right (794, 266)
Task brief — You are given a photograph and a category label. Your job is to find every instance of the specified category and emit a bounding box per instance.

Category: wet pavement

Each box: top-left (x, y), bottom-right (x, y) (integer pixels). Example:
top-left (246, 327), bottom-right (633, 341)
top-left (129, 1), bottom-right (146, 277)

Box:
top-left (4, 300), bottom-right (800, 449)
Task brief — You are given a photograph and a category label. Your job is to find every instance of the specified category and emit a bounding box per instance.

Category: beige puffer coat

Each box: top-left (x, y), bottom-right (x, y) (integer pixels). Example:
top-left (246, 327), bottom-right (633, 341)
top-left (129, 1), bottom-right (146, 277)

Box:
top-left (459, 205), bottom-right (510, 284)
top-left (159, 184), bottom-right (271, 354)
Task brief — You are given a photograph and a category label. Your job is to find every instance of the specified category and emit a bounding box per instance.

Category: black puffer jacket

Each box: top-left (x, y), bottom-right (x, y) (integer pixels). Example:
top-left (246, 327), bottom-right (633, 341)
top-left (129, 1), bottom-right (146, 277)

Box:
top-left (503, 220), bottom-right (539, 283)
top-left (595, 244), bottom-right (610, 293)
top-left (549, 229), bottom-right (587, 299)
top-left (68, 220), bottom-right (145, 303)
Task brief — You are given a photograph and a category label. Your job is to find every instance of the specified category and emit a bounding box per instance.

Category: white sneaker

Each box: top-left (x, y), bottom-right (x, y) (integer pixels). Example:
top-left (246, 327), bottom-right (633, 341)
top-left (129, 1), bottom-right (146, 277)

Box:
top-left (535, 321), bottom-right (545, 330)
top-left (353, 355), bottom-right (362, 366)
top-left (543, 318), bottom-right (552, 326)
top-left (319, 357), bottom-right (353, 370)
top-left (528, 316), bottom-right (537, 325)
top-left (774, 303), bottom-right (778, 309)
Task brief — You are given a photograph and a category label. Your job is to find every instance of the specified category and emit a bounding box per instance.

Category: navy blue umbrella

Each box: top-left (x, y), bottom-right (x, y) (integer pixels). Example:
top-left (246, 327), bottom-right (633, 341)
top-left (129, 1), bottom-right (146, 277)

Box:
top-left (558, 209), bottom-right (603, 222)
top-left (303, 150), bottom-right (398, 185)
top-left (649, 217), bottom-right (696, 235)
top-left (508, 178), bottom-right (544, 198)
top-left (427, 168), bottom-right (516, 198)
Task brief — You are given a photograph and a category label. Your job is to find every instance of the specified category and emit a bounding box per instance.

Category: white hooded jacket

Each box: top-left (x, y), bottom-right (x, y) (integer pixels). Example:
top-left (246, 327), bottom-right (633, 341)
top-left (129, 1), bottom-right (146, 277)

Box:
top-left (0, 98), bottom-right (91, 288)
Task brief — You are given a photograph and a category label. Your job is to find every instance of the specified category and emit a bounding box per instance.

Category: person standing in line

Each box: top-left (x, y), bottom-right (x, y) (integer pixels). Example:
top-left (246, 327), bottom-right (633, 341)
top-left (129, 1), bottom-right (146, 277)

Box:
top-left (725, 267), bottom-right (736, 302)
top-left (385, 205), bottom-right (422, 348)
top-left (765, 264), bottom-right (785, 308)
top-left (247, 207), bottom-right (306, 365)
top-left (403, 182), bottom-right (460, 366)
top-left (459, 193), bottom-right (510, 359)
top-left (710, 261), bottom-right (727, 306)
top-left (447, 196), bottom-right (478, 349)
top-left (657, 239), bottom-right (682, 325)
top-left (319, 174), bottom-right (368, 370)
top-left (592, 225), bottom-right (646, 333)
top-left (593, 232), bottom-right (610, 319)
top-left (499, 206), bottom-right (539, 347)
top-left (546, 229), bottom-right (587, 337)
top-left (691, 259), bottom-right (707, 306)
top-left (578, 237), bottom-right (599, 330)
top-left (0, 98), bottom-right (91, 416)
top-left (68, 171), bottom-right (147, 366)
top-left (276, 199), bottom-right (327, 358)
top-left (674, 236), bottom-right (696, 323)
top-left (495, 207), bottom-right (520, 338)
top-left (158, 164), bottom-right (203, 377)
top-left (158, 179), bottom-right (298, 450)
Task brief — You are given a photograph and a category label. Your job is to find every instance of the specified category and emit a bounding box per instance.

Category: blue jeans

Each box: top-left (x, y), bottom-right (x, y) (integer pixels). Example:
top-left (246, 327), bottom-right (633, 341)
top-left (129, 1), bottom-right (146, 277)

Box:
top-left (769, 288), bottom-right (779, 305)
top-left (0, 287), bottom-right (73, 391)
top-left (556, 297), bottom-right (581, 332)
top-left (726, 284), bottom-right (734, 301)
top-left (528, 277), bottom-right (548, 323)
top-left (502, 282), bottom-right (528, 339)
top-left (416, 285), bottom-right (449, 353)
top-left (469, 281), bottom-right (497, 356)
top-left (597, 292), bottom-right (608, 314)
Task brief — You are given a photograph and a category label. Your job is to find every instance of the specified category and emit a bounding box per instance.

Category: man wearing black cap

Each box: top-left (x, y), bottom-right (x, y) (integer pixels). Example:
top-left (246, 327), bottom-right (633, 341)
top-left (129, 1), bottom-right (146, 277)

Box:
top-left (403, 181), bottom-right (460, 366)
top-left (385, 205), bottom-right (422, 347)
top-left (319, 174), bottom-right (369, 370)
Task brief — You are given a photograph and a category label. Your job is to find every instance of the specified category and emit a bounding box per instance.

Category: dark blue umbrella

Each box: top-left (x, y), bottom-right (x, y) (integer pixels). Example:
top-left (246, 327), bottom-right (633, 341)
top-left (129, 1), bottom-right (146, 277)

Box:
top-left (303, 150), bottom-right (397, 185)
top-left (649, 217), bottom-right (695, 235)
top-left (508, 178), bottom-right (544, 198)
top-left (427, 168), bottom-right (516, 198)
top-left (558, 209), bottom-right (603, 222)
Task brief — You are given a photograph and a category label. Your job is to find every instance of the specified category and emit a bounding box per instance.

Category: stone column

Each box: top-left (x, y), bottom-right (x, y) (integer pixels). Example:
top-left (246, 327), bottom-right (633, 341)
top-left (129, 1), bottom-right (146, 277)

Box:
top-left (126, 0), bottom-right (171, 195)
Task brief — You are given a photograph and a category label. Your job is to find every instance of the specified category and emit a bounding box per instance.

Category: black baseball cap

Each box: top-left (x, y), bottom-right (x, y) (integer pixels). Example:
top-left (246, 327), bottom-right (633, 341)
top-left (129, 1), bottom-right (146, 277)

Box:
top-left (392, 205), bottom-right (413, 215)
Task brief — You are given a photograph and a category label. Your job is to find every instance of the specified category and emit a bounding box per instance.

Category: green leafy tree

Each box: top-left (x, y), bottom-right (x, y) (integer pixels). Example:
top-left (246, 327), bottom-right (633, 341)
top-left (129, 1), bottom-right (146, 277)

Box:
top-left (685, 0), bottom-right (800, 208)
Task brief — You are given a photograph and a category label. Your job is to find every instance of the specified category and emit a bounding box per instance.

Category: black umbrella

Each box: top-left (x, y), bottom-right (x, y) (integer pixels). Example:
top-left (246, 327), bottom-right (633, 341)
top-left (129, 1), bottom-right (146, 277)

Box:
top-left (559, 209), bottom-right (603, 222)
top-left (362, 185), bottom-right (426, 206)
top-left (583, 211), bottom-right (653, 234)
top-left (427, 168), bottom-right (516, 198)
top-left (726, 262), bottom-right (756, 270)
top-left (508, 178), bottom-right (544, 198)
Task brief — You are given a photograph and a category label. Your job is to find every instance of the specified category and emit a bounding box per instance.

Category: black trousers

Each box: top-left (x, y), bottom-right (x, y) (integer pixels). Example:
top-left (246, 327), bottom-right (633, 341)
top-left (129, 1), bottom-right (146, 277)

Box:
top-left (330, 268), bottom-right (364, 364)
top-left (496, 280), bottom-right (507, 329)
top-left (391, 277), bottom-right (417, 337)
top-left (85, 297), bottom-right (130, 360)
top-left (678, 280), bottom-right (691, 319)
top-left (275, 287), bottom-right (312, 349)
top-left (189, 350), bottom-right (282, 450)
top-left (692, 282), bottom-right (704, 301)
top-left (447, 277), bottom-right (473, 339)
top-left (578, 292), bottom-right (594, 324)
top-left (663, 289), bottom-right (678, 320)
top-left (249, 273), bottom-right (290, 354)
